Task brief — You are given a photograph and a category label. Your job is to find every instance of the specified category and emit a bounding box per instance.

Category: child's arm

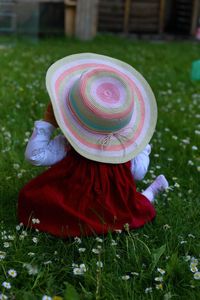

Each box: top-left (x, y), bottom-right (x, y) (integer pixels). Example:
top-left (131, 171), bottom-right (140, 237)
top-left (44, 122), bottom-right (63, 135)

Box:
top-left (25, 103), bottom-right (68, 166)
top-left (25, 120), bottom-right (68, 166)
top-left (130, 144), bottom-right (151, 181)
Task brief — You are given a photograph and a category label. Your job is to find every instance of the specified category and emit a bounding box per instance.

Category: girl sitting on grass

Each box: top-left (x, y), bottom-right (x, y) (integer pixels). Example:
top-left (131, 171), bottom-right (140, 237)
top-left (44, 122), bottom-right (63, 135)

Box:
top-left (18, 53), bottom-right (168, 238)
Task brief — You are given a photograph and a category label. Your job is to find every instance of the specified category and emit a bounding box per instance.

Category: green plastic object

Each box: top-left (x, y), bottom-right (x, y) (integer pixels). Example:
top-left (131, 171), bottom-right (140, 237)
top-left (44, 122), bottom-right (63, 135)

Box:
top-left (191, 60), bottom-right (200, 81)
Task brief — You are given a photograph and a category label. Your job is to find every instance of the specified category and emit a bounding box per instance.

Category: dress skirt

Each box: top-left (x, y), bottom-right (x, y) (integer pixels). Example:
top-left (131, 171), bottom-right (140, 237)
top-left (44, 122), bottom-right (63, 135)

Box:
top-left (18, 150), bottom-right (156, 237)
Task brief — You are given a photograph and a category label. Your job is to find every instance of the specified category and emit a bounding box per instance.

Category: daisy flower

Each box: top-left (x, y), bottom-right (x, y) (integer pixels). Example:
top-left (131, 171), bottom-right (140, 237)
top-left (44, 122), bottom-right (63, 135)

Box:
top-left (121, 275), bottom-right (130, 280)
top-left (42, 296), bottom-right (52, 300)
top-left (194, 272), bottom-right (200, 280)
top-left (157, 268), bottom-right (166, 275)
top-left (2, 282), bottom-right (11, 289)
top-left (8, 269), bottom-right (17, 278)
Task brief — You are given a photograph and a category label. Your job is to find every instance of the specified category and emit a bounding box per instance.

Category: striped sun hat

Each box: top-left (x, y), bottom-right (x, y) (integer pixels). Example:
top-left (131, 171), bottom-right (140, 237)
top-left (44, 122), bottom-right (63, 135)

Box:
top-left (46, 53), bottom-right (157, 164)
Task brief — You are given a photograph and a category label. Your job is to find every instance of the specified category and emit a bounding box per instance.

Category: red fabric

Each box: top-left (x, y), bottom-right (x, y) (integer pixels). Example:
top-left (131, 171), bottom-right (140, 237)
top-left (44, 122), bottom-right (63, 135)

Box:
top-left (18, 150), bottom-right (156, 237)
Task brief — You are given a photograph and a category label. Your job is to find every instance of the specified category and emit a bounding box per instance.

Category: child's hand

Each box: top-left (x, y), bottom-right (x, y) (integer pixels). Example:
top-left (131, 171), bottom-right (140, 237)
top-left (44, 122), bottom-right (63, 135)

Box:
top-left (44, 102), bottom-right (58, 128)
top-left (143, 144), bottom-right (151, 155)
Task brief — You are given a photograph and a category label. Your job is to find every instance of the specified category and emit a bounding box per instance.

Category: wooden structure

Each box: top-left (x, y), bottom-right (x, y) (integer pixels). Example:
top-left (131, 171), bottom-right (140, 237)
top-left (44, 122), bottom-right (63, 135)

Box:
top-left (164, 0), bottom-right (200, 36)
top-left (0, 0), bottom-right (200, 39)
top-left (0, 1), bottom-right (17, 33)
top-left (128, 0), bottom-right (166, 34)
top-left (98, 0), bottom-right (124, 33)
top-left (98, 0), bottom-right (166, 34)
top-left (64, 0), bottom-right (99, 40)
top-left (191, 0), bottom-right (200, 35)
top-left (175, 0), bottom-right (193, 33)
top-left (97, 0), bottom-right (200, 37)
top-left (39, 0), bottom-right (64, 35)
top-left (0, 0), bottom-right (64, 35)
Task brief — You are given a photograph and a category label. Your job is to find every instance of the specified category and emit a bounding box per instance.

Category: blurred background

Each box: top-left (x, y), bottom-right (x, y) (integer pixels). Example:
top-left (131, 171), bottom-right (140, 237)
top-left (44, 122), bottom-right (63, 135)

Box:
top-left (0, 0), bottom-right (200, 41)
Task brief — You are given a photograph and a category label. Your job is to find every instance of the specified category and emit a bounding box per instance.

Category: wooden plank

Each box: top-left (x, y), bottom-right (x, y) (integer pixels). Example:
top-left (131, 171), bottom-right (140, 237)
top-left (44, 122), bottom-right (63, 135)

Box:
top-left (130, 17), bottom-right (158, 22)
top-left (129, 25), bottom-right (158, 32)
top-left (98, 4), bottom-right (124, 15)
top-left (130, 19), bottom-right (158, 25)
top-left (64, 0), bottom-right (76, 6)
top-left (191, 0), bottom-right (200, 35)
top-left (19, 0), bottom-right (64, 2)
top-left (129, 25), bottom-right (158, 30)
top-left (178, 9), bottom-right (192, 15)
top-left (38, 0), bottom-right (63, 2)
top-left (64, 0), bottom-right (76, 36)
top-left (131, 0), bottom-right (158, 3)
top-left (98, 1), bottom-right (124, 8)
top-left (98, 7), bottom-right (124, 14)
top-left (159, 0), bottom-right (166, 33)
top-left (124, 0), bottom-right (131, 33)
top-left (176, 0), bottom-right (191, 3)
top-left (130, 2), bottom-right (159, 10)
top-left (98, 16), bottom-right (124, 22)
top-left (99, 20), bottom-right (124, 26)
top-left (99, 1), bottom-right (124, 6)
top-left (64, 7), bottom-right (76, 36)
top-left (130, 2), bottom-right (159, 18)
top-left (100, 0), bottom-right (123, 5)
top-left (75, 0), bottom-right (98, 40)
top-left (99, 24), bottom-right (124, 30)
top-left (177, 5), bottom-right (192, 11)
top-left (131, 11), bottom-right (158, 18)
top-left (130, 22), bottom-right (158, 27)
top-left (98, 22), bottom-right (124, 31)
top-left (99, 9), bottom-right (123, 16)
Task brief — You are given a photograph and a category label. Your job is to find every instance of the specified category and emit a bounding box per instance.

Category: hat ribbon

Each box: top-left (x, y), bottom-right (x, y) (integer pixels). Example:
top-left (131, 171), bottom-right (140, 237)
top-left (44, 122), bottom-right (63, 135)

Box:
top-left (98, 127), bottom-right (133, 152)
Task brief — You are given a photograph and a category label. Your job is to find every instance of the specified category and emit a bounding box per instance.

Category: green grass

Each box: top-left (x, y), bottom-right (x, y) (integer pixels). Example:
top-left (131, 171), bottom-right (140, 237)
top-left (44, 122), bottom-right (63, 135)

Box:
top-left (0, 34), bottom-right (200, 299)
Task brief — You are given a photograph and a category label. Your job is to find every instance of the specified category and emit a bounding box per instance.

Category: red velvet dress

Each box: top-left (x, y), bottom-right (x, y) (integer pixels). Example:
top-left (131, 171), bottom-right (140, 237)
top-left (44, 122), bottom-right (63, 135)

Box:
top-left (18, 150), bottom-right (156, 237)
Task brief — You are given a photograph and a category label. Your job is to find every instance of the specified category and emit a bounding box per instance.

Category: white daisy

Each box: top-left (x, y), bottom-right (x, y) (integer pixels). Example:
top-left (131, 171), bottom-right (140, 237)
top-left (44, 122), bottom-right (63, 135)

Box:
top-left (8, 269), bottom-right (17, 278)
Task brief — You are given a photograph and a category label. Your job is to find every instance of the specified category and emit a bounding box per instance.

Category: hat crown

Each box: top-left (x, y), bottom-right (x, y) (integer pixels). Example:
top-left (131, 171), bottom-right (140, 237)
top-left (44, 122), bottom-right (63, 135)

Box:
top-left (68, 67), bottom-right (134, 133)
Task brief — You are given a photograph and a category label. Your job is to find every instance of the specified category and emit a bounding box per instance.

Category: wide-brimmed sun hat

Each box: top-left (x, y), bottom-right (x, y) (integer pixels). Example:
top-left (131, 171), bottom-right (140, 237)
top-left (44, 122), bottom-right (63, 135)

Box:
top-left (46, 53), bottom-right (157, 164)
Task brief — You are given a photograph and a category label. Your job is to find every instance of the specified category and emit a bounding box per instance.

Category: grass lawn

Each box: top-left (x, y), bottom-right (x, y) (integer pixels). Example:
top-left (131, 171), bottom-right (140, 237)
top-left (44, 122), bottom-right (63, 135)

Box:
top-left (0, 35), bottom-right (200, 300)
